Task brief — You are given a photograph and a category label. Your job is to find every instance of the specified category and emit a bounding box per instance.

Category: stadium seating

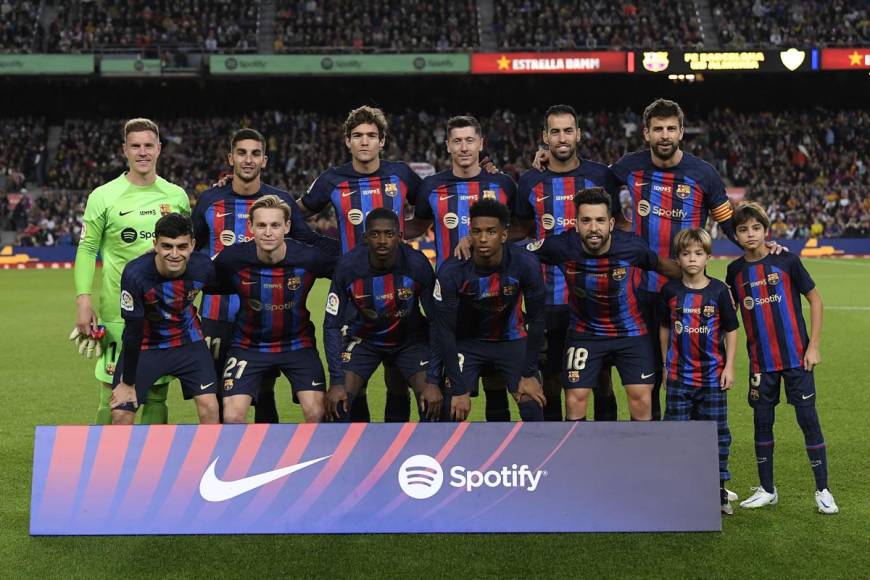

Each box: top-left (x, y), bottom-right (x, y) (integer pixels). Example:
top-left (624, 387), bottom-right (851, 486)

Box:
top-left (273, 0), bottom-right (480, 52)
top-left (714, 0), bottom-right (869, 49)
top-left (493, 0), bottom-right (704, 49)
top-left (0, 0), bottom-right (41, 53)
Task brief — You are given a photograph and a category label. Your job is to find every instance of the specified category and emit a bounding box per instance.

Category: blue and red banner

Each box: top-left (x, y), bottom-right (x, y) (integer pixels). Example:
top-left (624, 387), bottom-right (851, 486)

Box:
top-left (31, 422), bottom-right (721, 535)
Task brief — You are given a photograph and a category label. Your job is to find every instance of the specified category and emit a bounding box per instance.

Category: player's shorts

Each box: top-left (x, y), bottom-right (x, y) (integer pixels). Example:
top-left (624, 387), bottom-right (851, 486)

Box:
top-left (638, 289), bottom-right (664, 384)
top-left (112, 341), bottom-right (216, 412)
top-left (448, 338), bottom-right (527, 395)
top-left (541, 306), bottom-right (568, 377)
top-left (563, 334), bottom-right (655, 389)
top-left (748, 367), bottom-right (817, 408)
top-left (202, 318), bottom-right (280, 385)
top-left (342, 336), bottom-right (431, 384)
top-left (222, 347), bottom-right (326, 403)
top-left (96, 320), bottom-right (173, 386)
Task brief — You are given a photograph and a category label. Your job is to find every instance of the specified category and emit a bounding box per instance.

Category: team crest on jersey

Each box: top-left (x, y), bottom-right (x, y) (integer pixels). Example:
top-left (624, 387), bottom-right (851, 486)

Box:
top-left (384, 183), bottom-right (399, 197)
top-left (502, 284), bottom-right (517, 296)
top-left (676, 184), bottom-right (692, 199)
top-left (287, 276), bottom-right (302, 291)
top-left (397, 287), bottom-right (413, 300)
top-left (160, 204), bottom-right (171, 216)
top-left (611, 267), bottom-right (627, 281)
top-left (703, 305), bottom-right (716, 317)
top-left (567, 370), bottom-right (580, 383)
top-left (766, 272), bottom-right (780, 286)
top-left (341, 351), bottom-right (352, 363)
top-left (750, 387), bottom-right (760, 401)
top-left (105, 362), bottom-right (116, 376)
top-left (482, 189), bottom-right (497, 200)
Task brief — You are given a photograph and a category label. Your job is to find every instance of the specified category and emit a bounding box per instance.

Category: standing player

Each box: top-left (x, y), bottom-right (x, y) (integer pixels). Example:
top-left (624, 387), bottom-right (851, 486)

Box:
top-left (415, 115), bottom-right (519, 422)
top-left (528, 188), bottom-right (681, 421)
top-left (323, 209), bottom-right (442, 422)
top-left (109, 213), bottom-right (218, 425)
top-left (211, 195), bottom-right (338, 423)
top-left (72, 118), bottom-right (190, 425)
top-left (435, 199), bottom-right (546, 422)
top-left (659, 228), bottom-right (739, 514)
top-left (726, 203), bottom-right (838, 514)
top-left (298, 106), bottom-right (423, 422)
top-left (514, 104), bottom-right (621, 421)
top-left (193, 128), bottom-right (337, 423)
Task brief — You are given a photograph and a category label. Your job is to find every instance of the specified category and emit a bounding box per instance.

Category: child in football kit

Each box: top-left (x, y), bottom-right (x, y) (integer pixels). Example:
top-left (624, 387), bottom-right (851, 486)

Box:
top-left (659, 228), bottom-right (739, 514)
top-left (725, 202), bottom-right (838, 514)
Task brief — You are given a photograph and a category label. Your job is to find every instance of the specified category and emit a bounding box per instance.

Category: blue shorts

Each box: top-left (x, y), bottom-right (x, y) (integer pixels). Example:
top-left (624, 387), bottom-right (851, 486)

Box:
top-left (563, 334), bottom-right (655, 389)
top-left (342, 336), bottom-right (431, 384)
top-left (748, 367), bottom-right (816, 408)
top-left (448, 338), bottom-right (528, 395)
top-left (222, 347), bottom-right (326, 403)
top-left (112, 341), bottom-right (217, 412)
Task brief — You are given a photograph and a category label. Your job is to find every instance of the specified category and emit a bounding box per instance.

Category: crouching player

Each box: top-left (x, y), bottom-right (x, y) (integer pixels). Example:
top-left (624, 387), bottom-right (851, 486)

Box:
top-left (659, 228), bottom-right (739, 514)
top-left (528, 188), bottom-right (681, 421)
top-left (110, 213), bottom-right (219, 424)
top-left (435, 199), bottom-right (547, 422)
top-left (211, 195), bottom-right (338, 423)
top-left (726, 202), bottom-right (838, 514)
top-left (323, 208), bottom-right (443, 422)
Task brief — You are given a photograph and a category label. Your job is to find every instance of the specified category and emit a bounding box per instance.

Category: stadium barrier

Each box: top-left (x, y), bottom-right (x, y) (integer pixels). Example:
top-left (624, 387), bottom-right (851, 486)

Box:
top-left (31, 422), bottom-right (720, 535)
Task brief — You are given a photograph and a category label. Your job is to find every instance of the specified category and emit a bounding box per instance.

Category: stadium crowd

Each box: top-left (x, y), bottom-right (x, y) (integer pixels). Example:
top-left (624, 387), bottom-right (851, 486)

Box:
top-left (493, 0), bottom-right (703, 49)
top-left (274, 0), bottom-right (480, 52)
top-left (3, 106), bottom-right (868, 244)
top-left (0, 0), bottom-right (41, 53)
top-left (714, 0), bottom-right (869, 49)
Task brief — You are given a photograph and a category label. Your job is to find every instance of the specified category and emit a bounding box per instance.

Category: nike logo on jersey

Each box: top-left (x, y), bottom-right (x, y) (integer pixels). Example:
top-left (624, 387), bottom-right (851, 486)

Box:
top-left (439, 195), bottom-right (454, 201)
top-left (535, 196), bottom-right (550, 203)
top-left (215, 212), bottom-right (232, 218)
top-left (342, 190), bottom-right (358, 198)
top-left (419, 360), bottom-right (429, 366)
top-left (641, 372), bottom-right (655, 379)
top-left (636, 182), bottom-right (650, 187)
top-left (199, 455), bottom-right (332, 502)
top-left (119, 210), bottom-right (135, 216)
top-left (200, 382), bottom-right (214, 390)
top-left (354, 294), bottom-right (371, 300)
top-left (241, 281), bottom-right (257, 285)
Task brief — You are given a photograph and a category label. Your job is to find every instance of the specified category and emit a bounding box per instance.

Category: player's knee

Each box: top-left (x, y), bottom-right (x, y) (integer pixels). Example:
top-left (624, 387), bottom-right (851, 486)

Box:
top-left (196, 396), bottom-right (220, 424)
top-left (565, 389), bottom-right (590, 404)
top-left (111, 410), bottom-right (135, 425)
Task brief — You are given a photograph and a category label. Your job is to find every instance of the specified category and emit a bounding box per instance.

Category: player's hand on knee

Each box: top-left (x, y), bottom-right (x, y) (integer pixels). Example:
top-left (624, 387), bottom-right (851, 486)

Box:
top-left (451, 393), bottom-right (471, 421)
top-left (326, 385), bottom-right (348, 420)
top-left (110, 382), bottom-right (138, 409)
top-left (516, 375), bottom-right (546, 408)
top-left (532, 148), bottom-right (550, 171)
top-left (419, 383), bottom-right (443, 421)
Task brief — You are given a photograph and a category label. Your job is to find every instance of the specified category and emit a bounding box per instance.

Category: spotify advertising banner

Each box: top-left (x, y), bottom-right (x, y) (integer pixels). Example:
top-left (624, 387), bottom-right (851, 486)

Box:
top-left (30, 422), bottom-right (720, 535)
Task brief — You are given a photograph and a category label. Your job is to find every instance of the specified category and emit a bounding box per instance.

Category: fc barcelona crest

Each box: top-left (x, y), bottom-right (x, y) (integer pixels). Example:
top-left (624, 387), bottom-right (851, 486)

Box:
top-left (766, 272), bottom-right (780, 286)
top-left (611, 267), bottom-right (627, 281)
top-left (502, 284), bottom-right (517, 296)
top-left (703, 305), bottom-right (716, 317)
top-left (483, 190), bottom-right (497, 200)
top-left (160, 204), bottom-right (172, 216)
top-left (676, 184), bottom-right (692, 199)
top-left (397, 287), bottom-right (413, 300)
top-left (384, 183), bottom-right (398, 197)
top-left (287, 276), bottom-right (302, 291)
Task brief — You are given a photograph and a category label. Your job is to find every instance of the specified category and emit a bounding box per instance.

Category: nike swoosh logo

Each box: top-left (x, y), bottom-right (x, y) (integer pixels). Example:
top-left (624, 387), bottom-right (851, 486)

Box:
top-left (535, 196), bottom-right (550, 202)
top-left (312, 381), bottom-right (324, 387)
top-left (438, 195), bottom-right (454, 201)
top-left (216, 212), bottom-right (232, 218)
top-left (636, 182), bottom-right (650, 187)
top-left (354, 295), bottom-right (371, 300)
top-left (119, 210), bottom-right (135, 216)
top-left (200, 454), bottom-right (332, 502)
top-left (641, 372), bottom-right (655, 379)
top-left (802, 393), bottom-right (815, 400)
top-left (342, 190), bottom-right (357, 198)
top-left (241, 281), bottom-right (257, 285)
top-left (419, 360), bottom-right (429, 366)
top-left (200, 382), bottom-right (214, 390)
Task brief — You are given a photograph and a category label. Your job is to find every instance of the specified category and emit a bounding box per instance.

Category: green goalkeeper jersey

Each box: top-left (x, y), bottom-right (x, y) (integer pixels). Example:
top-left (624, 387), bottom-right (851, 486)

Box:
top-left (74, 173), bottom-right (191, 323)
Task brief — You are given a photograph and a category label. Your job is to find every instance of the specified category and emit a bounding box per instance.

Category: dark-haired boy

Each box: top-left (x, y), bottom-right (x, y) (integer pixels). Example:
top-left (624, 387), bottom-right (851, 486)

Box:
top-left (726, 202), bottom-right (838, 514)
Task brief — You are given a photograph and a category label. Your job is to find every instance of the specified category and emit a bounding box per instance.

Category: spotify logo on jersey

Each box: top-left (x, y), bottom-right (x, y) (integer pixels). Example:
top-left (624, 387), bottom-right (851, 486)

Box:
top-left (120, 228), bottom-right (138, 244)
top-left (541, 213), bottom-right (555, 230)
top-left (637, 200), bottom-right (651, 217)
top-left (220, 230), bottom-right (236, 246)
top-left (347, 209), bottom-right (364, 225)
top-left (443, 212), bottom-right (459, 229)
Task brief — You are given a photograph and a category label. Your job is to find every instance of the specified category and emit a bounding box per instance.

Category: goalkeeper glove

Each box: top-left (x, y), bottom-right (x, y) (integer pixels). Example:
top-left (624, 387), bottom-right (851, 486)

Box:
top-left (69, 325), bottom-right (105, 359)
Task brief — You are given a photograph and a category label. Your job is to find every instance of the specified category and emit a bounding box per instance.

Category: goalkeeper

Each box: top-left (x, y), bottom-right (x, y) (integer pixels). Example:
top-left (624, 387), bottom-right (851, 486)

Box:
top-left (72, 118), bottom-right (191, 424)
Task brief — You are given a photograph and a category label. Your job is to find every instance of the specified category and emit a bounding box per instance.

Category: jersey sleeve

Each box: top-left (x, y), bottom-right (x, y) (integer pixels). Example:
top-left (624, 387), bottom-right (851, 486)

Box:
top-left (323, 275), bottom-right (349, 385)
top-left (402, 164), bottom-right (424, 207)
top-left (191, 194), bottom-right (210, 251)
top-left (631, 235), bottom-right (660, 271)
top-left (500, 173), bottom-right (519, 208)
top-left (173, 186), bottom-right (192, 216)
top-left (524, 234), bottom-right (565, 265)
top-left (717, 282), bottom-right (740, 332)
top-left (658, 284), bottom-right (674, 326)
top-left (603, 168), bottom-right (624, 218)
top-left (608, 157), bottom-right (630, 186)
top-left (414, 178), bottom-right (435, 220)
top-left (514, 173), bottom-right (535, 220)
top-left (724, 261), bottom-right (739, 303)
top-left (789, 255), bottom-right (816, 295)
top-left (74, 189), bottom-right (107, 296)
top-left (519, 253), bottom-right (546, 378)
top-left (300, 172), bottom-right (332, 213)
top-left (119, 266), bottom-right (144, 321)
top-left (284, 192), bottom-right (340, 254)
top-left (432, 267), bottom-right (465, 393)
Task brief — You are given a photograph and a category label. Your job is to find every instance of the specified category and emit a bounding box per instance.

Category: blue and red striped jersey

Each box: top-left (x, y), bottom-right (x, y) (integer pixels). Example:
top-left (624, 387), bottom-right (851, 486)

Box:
top-left (660, 278), bottom-right (739, 387)
top-left (212, 240), bottom-right (337, 353)
top-left (323, 243), bottom-right (437, 384)
top-left (301, 160), bottom-right (421, 253)
top-left (119, 252), bottom-right (213, 350)
top-left (726, 252), bottom-right (815, 373)
top-left (515, 161), bottom-right (620, 306)
top-left (415, 170), bottom-right (517, 267)
top-left (433, 244), bottom-right (545, 394)
top-left (192, 183), bottom-right (332, 322)
top-left (610, 150), bottom-right (732, 292)
top-left (529, 229), bottom-right (659, 337)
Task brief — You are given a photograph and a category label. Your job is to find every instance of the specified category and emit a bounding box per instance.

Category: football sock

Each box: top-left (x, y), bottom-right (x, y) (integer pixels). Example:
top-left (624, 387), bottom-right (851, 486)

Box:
top-left (95, 385), bottom-right (113, 425)
top-left (517, 400), bottom-right (544, 422)
top-left (349, 392), bottom-right (370, 422)
top-left (651, 382), bottom-right (662, 421)
top-left (753, 405), bottom-right (776, 493)
top-left (254, 378), bottom-right (280, 424)
top-left (796, 405), bottom-right (828, 491)
top-left (384, 392), bottom-right (411, 422)
top-left (593, 390), bottom-right (618, 421)
top-left (485, 388), bottom-right (510, 422)
top-left (139, 383), bottom-right (169, 425)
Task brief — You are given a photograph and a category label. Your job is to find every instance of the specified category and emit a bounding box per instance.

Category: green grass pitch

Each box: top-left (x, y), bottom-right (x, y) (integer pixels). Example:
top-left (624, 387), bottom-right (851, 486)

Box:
top-left (1, 258), bottom-right (868, 577)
